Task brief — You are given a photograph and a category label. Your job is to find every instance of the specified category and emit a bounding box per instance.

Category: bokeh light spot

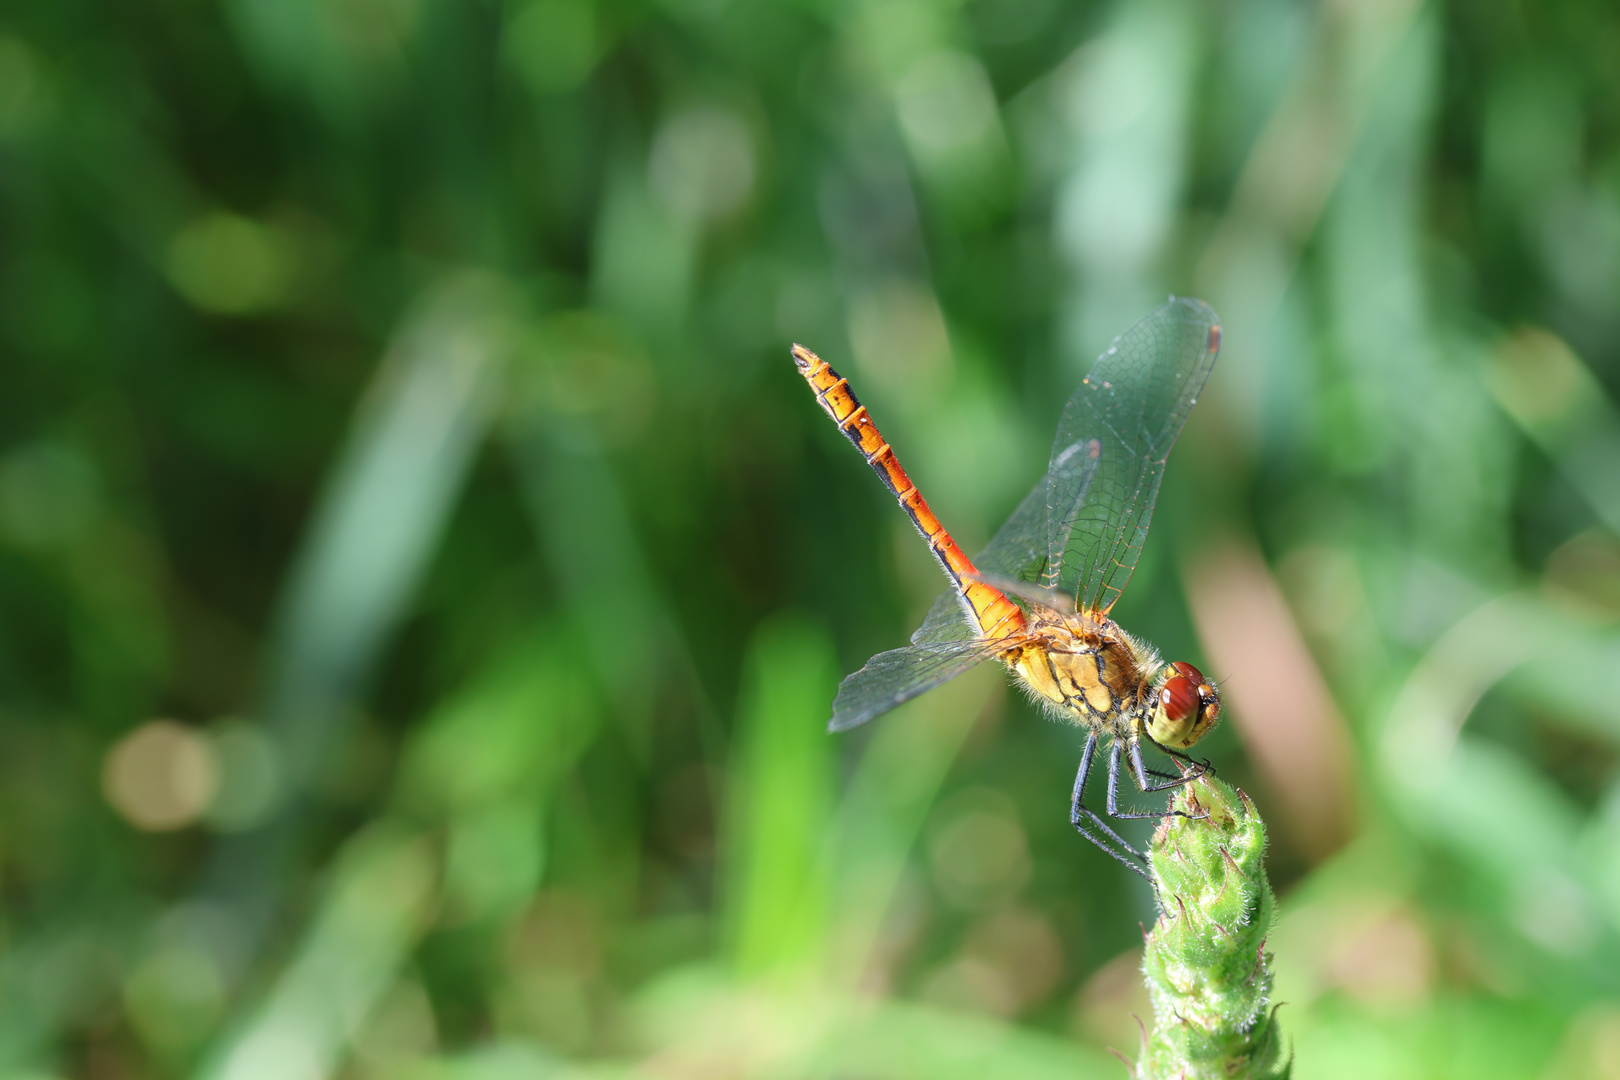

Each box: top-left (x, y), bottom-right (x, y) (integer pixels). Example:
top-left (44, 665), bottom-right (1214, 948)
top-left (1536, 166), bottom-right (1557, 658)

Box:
top-left (896, 51), bottom-right (999, 157)
top-left (649, 107), bottom-right (756, 223)
top-left (331, 0), bottom-right (420, 57)
top-left (103, 721), bottom-right (219, 832)
top-left (443, 801), bottom-right (545, 923)
top-left (0, 441), bottom-right (98, 549)
top-left (1323, 906), bottom-right (1437, 1009)
top-left (205, 720), bottom-right (284, 833)
top-left (166, 212), bottom-right (294, 315)
top-left (124, 946), bottom-right (226, 1052)
top-left (1073, 947), bottom-right (1150, 1050)
top-left (1489, 327), bottom-right (1589, 427)
top-left (504, 0), bottom-right (596, 95)
top-left (919, 906), bottom-right (1063, 1017)
top-left (927, 788), bottom-right (1031, 909)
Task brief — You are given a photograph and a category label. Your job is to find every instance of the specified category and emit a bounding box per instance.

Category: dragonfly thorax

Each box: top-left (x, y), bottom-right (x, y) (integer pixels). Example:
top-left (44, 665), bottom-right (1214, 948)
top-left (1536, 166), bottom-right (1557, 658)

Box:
top-left (1001, 610), bottom-right (1162, 738)
top-left (1001, 611), bottom-right (1220, 750)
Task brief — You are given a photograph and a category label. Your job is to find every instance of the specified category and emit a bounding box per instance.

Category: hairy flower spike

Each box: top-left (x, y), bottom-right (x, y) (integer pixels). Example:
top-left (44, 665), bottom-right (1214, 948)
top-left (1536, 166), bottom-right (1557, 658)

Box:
top-left (1136, 775), bottom-right (1290, 1079)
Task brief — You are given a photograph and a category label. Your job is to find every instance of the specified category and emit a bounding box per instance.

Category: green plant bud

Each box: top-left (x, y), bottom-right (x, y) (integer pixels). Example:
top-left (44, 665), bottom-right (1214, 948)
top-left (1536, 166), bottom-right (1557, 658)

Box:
top-left (1136, 775), bottom-right (1290, 1079)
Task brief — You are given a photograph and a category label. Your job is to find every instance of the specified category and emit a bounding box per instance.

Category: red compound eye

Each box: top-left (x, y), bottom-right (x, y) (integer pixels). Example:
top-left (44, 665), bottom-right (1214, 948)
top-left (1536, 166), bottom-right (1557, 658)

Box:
top-left (1160, 674), bottom-right (1199, 724)
top-left (1155, 661), bottom-right (1220, 748)
top-left (1170, 660), bottom-right (1206, 684)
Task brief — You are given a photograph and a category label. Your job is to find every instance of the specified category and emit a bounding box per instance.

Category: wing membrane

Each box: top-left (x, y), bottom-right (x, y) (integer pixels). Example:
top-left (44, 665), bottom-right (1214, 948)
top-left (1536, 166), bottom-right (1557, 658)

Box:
top-left (908, 298), bottom-right (1218, 635)
top-left (976, 474), bottom-right (1051, 580)
top-left (1042, 436), bottom-right (1103, 592)
top-left (828, 639), bottom-right (1003, 732)
top-left (1052, 297), bottom-right (1220, 614)
top-left (911, 588), bottom-right (977, 646)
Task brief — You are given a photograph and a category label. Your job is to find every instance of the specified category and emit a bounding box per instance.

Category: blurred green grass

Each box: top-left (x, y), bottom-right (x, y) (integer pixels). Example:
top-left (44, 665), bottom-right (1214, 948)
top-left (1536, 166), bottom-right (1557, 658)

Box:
top-left (1, 0), bottom-right (1619, 1077)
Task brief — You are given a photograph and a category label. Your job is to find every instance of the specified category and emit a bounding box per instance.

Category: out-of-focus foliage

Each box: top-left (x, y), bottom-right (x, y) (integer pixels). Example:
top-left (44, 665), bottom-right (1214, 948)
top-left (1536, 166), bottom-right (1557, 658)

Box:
top-left (1, 0), bottom-right (1618, 1076)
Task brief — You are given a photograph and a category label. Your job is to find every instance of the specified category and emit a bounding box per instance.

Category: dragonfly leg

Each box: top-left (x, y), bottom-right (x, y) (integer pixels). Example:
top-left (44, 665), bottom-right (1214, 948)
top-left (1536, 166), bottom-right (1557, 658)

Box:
top-left (1126, 738), bottom-right (1210, 821)
top-left (1070, 732), bottom-right (1150, 878)
top-left (1127, 738), bottom-right (1209, 794)
top-left (1141, 732), bottom-right (1215, 777)
top-left (1104, 738), bottom-right (1166, 820)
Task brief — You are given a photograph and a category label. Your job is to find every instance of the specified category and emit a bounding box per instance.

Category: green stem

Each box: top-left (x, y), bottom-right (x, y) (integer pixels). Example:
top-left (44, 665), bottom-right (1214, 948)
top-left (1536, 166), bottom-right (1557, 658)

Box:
top-left (1135, 775), bottom-right (1290, 1079)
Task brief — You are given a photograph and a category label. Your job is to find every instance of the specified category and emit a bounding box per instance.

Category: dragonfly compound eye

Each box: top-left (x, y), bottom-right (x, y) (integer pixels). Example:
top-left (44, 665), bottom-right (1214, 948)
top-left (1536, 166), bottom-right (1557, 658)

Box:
top-left (1149, 661), bottom-right (1220, 749)
top-left (1161, 674), bottom-right (1200, 725)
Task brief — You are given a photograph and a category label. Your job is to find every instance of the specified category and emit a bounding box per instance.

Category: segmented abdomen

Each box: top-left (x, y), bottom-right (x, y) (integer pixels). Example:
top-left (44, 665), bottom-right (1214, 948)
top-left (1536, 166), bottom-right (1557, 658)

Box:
top-left (792, 344), bottom-right (1025, 641)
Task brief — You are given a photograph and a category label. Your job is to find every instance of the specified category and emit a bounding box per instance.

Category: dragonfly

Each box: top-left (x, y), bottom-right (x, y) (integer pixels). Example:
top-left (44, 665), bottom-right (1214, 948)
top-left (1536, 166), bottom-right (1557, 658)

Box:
top-left (792, 296), bottom-right (1223, 877)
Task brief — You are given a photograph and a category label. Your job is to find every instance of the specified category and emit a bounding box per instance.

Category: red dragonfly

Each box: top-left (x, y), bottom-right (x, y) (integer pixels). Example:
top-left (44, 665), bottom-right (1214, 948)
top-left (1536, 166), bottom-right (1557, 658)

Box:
top-left (792, 297), bottom-right (1223, 876)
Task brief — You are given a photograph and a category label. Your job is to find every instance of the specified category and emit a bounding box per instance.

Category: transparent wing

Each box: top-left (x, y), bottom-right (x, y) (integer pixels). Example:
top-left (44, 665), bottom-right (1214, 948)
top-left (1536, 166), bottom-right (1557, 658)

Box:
top-left (908, 298), bottom-right (1219, 638)
top-left (828, 638), bottom-right (1003, 733)
top-left (1042, 435), bottom-right (1103, 592)
top-left (977, 475), bottom-right (1052, 580)
top-left (1051, 297), bottom-right (1221, 614)
top-left (911, 588), bottom-right (977, 645)
top-left (857, 298), bottom-right (1217, 731)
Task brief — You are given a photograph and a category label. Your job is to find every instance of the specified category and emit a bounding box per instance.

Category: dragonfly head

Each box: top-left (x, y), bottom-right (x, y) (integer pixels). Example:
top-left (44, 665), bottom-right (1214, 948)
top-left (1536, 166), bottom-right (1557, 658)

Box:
top-left (1147, 660), bottom-right (1220, 749)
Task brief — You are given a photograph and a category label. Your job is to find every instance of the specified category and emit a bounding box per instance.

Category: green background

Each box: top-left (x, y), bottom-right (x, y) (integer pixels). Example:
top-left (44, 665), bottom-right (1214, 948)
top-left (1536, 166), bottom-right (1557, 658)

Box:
top-left (2, 0), bottom-right (1619, 1076)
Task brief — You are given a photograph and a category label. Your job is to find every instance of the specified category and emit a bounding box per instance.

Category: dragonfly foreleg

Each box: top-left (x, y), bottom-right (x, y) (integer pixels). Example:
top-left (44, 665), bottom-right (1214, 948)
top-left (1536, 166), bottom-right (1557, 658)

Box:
top-left (1125, 738), bottom-right (1210, 822)
top-left (1140, 731), bottom-right (1215, 777)
top-left (1070, 732), bottom-right (1150, 877)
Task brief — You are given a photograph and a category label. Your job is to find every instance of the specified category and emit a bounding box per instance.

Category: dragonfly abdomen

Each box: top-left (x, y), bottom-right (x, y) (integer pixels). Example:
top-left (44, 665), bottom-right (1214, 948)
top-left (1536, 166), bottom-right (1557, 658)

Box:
top-left (793, 345), bottom-right (1024, 640)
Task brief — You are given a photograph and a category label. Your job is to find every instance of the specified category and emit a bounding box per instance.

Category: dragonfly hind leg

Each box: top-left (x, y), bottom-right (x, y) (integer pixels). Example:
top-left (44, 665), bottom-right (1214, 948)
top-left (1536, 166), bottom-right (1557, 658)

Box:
top-left (1070, 731), bottom-right (1150, 878)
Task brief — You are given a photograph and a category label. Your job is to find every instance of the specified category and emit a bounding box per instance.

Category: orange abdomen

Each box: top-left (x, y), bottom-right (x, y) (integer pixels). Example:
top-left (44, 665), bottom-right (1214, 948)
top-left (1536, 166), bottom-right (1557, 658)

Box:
top-left (792, 344), bottom-right (1025, 641)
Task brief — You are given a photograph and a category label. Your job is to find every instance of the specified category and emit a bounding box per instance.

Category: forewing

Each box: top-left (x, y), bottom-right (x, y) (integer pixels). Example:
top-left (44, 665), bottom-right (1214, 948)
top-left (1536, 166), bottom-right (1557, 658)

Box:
top-left (828, 639), bottom-right (1001, 733)
top-left (1042, 435), bottom-right (1102, 592)
top-left (1051, 297), bottom-right (1221, 613)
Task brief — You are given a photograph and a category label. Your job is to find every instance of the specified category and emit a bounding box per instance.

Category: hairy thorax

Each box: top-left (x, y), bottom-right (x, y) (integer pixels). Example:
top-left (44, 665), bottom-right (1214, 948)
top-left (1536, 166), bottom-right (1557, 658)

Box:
top-left (998, 610), bottom-right (1165, 737)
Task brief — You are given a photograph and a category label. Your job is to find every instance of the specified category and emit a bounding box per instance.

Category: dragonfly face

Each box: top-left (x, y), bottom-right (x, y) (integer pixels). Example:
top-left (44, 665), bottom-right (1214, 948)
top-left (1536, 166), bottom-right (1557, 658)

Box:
top-left (793, 297), bottom-right (1223, 877)
top-left (1151, 660), bottom-right (1222, 749)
